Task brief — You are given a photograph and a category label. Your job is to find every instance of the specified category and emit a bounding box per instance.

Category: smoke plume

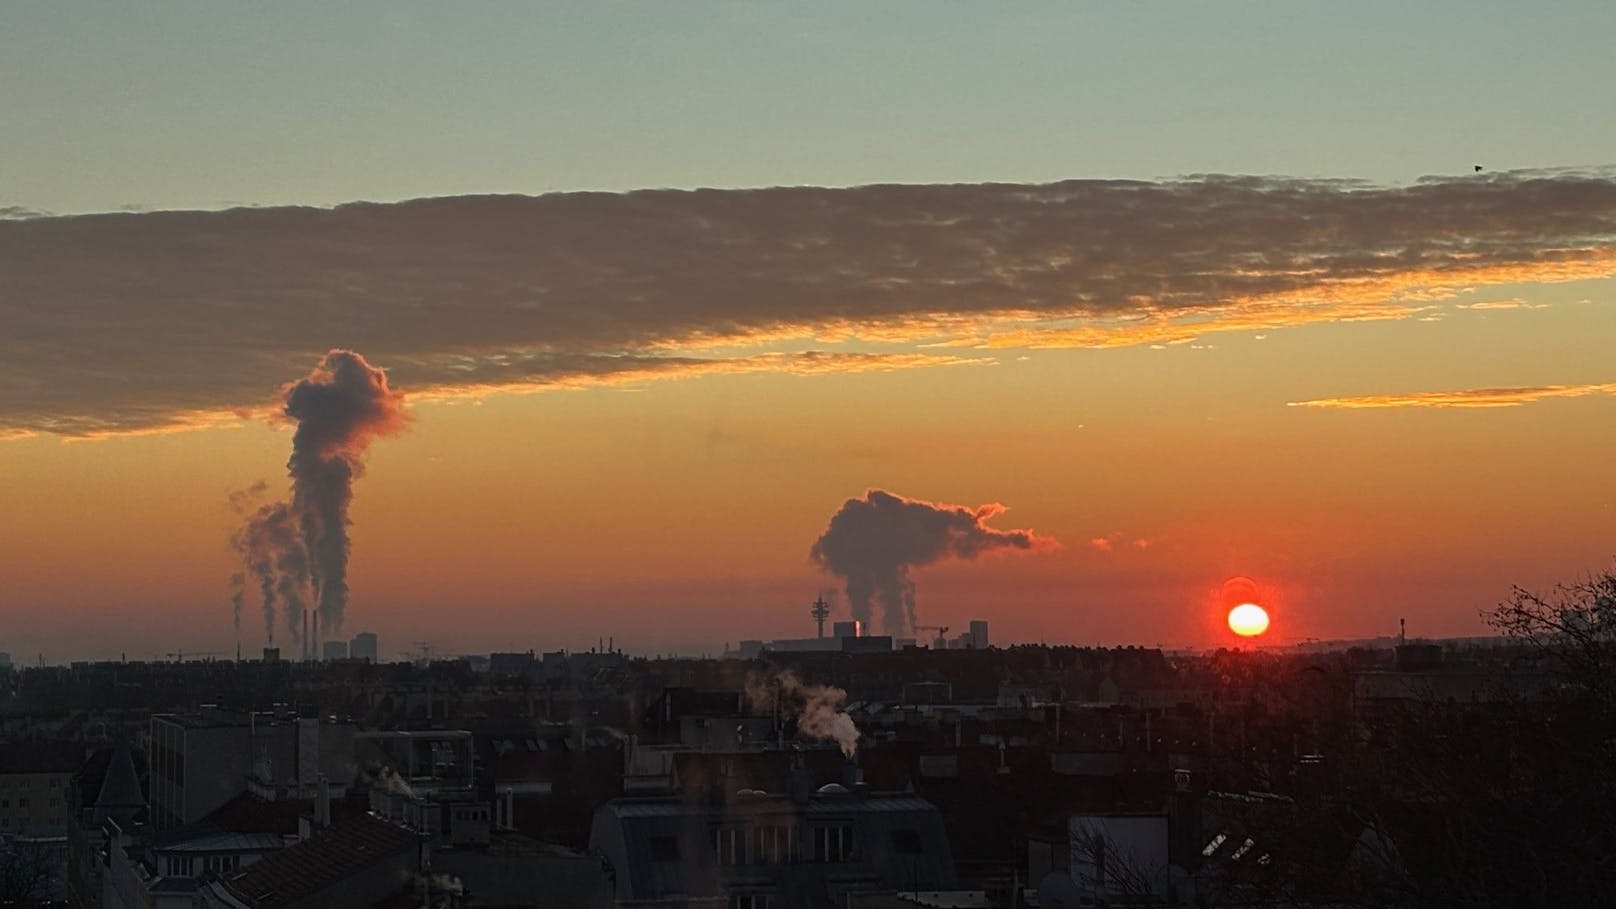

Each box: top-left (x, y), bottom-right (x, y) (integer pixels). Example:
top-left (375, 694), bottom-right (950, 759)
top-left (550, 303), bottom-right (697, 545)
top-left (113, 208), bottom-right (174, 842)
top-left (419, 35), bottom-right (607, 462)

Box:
top-left (809, 489), bottom-right (1055, 636)
top-left (232, 501), bottom-right (310, 645)
top-left (228, 571), bottom-right (245, 634)
top-left (747, 670), bottom-right (861, 758)
top-left (230, 351), bottom-right (408, 644)
top-left (378, 766), bottom-right (415, 797)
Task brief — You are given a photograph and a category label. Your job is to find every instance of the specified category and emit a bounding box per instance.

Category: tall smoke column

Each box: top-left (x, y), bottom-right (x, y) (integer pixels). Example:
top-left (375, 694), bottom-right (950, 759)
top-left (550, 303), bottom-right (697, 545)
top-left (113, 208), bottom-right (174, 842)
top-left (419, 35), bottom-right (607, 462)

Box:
top-left (233, 500), bottom-right (306, 645)
top-left (809, 489), bottom-right (1056, 636)
top-left (280, 350), bottom-right (409, 639)
top-left (228, 572), bottom-right (244, 635)
top-left (230, 350), bottom-right (407, 646)
top-left (229, 483), bottom-right (301, 645)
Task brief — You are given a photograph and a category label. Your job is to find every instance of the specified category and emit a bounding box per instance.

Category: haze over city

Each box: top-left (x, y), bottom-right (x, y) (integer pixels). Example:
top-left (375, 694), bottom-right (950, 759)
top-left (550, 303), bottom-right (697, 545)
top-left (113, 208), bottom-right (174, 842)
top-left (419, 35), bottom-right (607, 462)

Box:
top-left (4, 1), bottom-right (1615, 663)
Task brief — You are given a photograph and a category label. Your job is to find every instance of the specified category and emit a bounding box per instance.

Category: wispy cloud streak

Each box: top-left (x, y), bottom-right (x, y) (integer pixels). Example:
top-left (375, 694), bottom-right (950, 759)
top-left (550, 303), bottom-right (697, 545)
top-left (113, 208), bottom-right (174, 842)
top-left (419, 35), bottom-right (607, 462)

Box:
top-left (1289, 383), bottom-right (1616, 409)
top-left (4, 169), bottom-right (1615, 436)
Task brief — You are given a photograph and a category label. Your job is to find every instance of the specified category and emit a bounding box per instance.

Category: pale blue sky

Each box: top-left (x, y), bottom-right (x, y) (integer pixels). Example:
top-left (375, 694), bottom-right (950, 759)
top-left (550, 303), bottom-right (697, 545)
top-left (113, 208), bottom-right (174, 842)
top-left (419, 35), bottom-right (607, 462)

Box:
top-left (4, 1), bottom-right (1615, 213)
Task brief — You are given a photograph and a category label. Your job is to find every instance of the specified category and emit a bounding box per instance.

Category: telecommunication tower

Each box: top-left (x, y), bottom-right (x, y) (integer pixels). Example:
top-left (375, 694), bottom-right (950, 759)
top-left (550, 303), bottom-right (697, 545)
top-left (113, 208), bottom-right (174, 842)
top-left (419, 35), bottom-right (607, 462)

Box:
top-left (810, 595), bottom-right (831, 638)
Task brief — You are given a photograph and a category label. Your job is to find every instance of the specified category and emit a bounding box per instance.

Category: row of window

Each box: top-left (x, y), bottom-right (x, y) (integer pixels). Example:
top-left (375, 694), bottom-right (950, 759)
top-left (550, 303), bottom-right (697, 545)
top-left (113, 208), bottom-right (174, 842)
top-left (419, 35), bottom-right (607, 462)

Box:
top-left (0, 798), bottom-right (57, 809)
top-left (162, 853), bottom-right (243, 878)
top-left (714, 825), bottom-right (794, 865)
top-left (651, 824), bottom-right (925, 867)
top-left (711, 824), bottom-right (857, 865)
top-left (0, 777), bottom-right (63, 790)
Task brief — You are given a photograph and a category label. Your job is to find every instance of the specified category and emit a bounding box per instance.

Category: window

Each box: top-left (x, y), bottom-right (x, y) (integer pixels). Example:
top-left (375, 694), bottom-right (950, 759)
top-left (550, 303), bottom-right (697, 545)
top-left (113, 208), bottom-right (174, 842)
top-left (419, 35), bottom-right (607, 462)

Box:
top-left (15, 799), bottom-right (25, 809)
top-left (713, 827), bottom-right (746, 865)
top-left (891, 828), bottom-right (923, 855)
top-left (731, 895), bottom-right (776, 909)
top-left (202, 855), bottom-right (240, 875)
top-left (747, 824), bottom-right (794, 864)
top-left (812, 825), bottom-right (855, 863)
top-left (649, 836), bottom-right (680, 861)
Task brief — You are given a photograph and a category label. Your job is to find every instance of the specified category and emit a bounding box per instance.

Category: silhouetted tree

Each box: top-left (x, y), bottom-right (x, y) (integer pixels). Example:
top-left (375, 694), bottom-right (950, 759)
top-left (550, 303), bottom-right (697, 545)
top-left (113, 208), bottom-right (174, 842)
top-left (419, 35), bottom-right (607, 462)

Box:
top-left (1489, 569), bottom-right (1616, 710)
top-left (1364, 567), bottom-right (1616, 907)
top-left (0, 839), bottom-right (52, 907)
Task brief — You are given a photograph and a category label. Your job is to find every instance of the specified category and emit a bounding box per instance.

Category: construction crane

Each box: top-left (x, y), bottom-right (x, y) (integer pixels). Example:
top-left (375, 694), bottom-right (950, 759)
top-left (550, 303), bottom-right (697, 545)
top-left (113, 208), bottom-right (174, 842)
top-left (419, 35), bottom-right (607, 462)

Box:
top-left (914, 625), bottom-right (950, 649)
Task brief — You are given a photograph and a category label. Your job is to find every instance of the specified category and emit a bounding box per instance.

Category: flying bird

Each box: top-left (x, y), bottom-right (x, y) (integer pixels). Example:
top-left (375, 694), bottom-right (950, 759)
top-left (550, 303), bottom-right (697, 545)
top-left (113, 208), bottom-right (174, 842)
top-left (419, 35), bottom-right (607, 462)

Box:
top-left (1474, 164), bottom-right (1484, 172)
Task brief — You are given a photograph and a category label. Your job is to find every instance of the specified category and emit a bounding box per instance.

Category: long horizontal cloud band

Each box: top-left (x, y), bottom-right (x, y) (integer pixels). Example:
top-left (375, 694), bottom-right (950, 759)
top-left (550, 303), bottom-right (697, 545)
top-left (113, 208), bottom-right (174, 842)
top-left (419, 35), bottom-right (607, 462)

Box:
top-left (3, 171), bottom-right (1615, 436)
top-left (1289, 382), bottom-right (1616, 409)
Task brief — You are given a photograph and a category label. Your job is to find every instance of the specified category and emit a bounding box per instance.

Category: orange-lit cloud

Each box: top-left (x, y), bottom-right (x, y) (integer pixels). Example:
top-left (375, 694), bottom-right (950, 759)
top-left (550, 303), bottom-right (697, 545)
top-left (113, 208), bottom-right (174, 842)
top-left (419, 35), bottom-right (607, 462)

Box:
top-left (5, 170), bottom-right (1615, 436)
top-left (404, 350), bottom-right (994, 403)
top-left (1288, 382), bottom-right (1616, 409)
top-left (1456, 298), bottom-right (1550, 310)
top-left (1088, 533), bottom-right (1152, 554)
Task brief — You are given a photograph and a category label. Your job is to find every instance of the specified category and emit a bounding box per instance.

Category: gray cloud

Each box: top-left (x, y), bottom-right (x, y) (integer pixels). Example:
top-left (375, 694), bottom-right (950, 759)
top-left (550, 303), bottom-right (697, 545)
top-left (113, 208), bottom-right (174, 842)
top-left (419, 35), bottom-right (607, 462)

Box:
top-left (4, 170), bottom-right (1615, 436)
top-left (809, 489), bottom-right (1056, 636)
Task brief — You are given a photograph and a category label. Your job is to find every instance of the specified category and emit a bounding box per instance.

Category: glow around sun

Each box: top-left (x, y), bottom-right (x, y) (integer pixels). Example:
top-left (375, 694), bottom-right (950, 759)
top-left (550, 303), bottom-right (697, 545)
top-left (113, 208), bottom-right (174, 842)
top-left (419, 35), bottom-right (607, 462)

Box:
top-left (1228, 602), bottom-right (1271, 637)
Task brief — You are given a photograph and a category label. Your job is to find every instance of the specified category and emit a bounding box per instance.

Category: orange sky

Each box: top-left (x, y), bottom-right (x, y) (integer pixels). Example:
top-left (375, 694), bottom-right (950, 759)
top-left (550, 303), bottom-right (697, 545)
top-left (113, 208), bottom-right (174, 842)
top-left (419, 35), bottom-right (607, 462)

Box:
top-left (1, 268), bottom-right (1612, 661)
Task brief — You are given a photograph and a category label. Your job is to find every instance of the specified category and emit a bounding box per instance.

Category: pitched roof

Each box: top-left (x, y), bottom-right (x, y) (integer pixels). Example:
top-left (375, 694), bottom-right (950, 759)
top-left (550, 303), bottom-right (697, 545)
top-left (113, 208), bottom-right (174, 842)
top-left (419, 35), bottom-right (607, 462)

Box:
top-left (221, 813), bottom-right (418, 908)
top-left (92, 744), bottom-right (144, 824)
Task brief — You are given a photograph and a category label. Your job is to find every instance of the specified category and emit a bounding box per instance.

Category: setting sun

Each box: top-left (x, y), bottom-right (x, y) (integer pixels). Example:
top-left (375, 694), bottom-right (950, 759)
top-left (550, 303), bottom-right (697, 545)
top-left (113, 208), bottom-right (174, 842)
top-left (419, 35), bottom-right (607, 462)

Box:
top-left (1227, 602), bottom-right (1271, 637)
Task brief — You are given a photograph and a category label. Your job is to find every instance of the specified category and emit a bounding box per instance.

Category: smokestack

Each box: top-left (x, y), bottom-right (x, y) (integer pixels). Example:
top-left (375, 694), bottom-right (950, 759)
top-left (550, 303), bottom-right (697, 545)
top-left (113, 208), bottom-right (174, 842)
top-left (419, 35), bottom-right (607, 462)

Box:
top-left (809, 489), bottom-right (1055, 635)
top-left (303, 609), bottom-right (310, 661)
top-left (314, 611), bottom-right (321, 660)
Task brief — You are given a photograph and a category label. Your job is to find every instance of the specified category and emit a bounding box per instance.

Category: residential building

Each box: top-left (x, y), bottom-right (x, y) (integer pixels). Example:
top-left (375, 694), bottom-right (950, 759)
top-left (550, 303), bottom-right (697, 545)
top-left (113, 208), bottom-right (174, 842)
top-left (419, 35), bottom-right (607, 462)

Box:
top-left (149, 711), bottom-right (358, 830)
top-left (0, 743), bottom-right (81, 836)
top-left (590, 777), bottom-right (957, 906)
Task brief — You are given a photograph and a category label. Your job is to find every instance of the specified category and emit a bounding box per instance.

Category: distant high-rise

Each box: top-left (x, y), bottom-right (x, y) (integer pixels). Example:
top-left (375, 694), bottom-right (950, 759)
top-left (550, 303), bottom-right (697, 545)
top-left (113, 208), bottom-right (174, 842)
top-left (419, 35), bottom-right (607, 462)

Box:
top-left (832, 620), bottom-right (862, 640)
top-left (969, 620), bottom-right (989, 650)
top-left (350, 632), bottom-right (378, 663)
top-left (322, 641), bottom-right (349, 661)
top-left (262, 647), bottom-right (280, 662)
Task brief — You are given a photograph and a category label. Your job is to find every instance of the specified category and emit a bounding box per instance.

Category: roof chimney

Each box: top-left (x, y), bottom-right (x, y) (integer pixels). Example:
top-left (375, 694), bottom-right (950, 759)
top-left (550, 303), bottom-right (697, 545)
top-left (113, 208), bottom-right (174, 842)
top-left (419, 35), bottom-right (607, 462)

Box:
top-left (315, 774), bottom-right (331, 827)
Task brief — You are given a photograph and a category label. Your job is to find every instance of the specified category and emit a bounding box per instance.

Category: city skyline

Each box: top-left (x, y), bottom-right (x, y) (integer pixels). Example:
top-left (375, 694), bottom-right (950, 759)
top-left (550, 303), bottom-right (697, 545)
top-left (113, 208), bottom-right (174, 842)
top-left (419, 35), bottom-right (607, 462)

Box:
top-left (3, 4), bottom-right (1615, 662)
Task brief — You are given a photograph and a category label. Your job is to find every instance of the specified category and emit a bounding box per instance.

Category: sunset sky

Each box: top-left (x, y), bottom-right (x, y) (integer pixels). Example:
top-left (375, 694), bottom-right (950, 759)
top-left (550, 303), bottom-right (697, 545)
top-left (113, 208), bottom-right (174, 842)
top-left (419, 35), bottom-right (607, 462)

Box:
top-left (3, 3), bottom-right (1614, 662)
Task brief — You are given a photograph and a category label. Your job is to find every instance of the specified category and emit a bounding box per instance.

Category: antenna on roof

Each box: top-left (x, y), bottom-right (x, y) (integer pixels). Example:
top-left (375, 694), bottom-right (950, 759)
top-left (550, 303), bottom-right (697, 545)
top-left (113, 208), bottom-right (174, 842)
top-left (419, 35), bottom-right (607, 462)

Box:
top-left (810, 595), bottom-right (831, 638)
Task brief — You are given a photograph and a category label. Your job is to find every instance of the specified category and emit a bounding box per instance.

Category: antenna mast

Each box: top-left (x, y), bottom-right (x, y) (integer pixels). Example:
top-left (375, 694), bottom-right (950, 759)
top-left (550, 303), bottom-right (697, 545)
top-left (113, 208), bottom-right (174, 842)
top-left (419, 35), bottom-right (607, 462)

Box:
top-left (810, 595), bottom-right (831, 638)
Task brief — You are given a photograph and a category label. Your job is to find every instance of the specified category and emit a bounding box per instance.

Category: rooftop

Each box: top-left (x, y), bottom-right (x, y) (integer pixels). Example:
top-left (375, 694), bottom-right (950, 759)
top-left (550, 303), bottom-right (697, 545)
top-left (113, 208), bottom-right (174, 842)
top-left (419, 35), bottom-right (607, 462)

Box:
top-left (605, 792), bottom-right (938, 819)
top-left (221, 813), bottom-right (417, 908)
